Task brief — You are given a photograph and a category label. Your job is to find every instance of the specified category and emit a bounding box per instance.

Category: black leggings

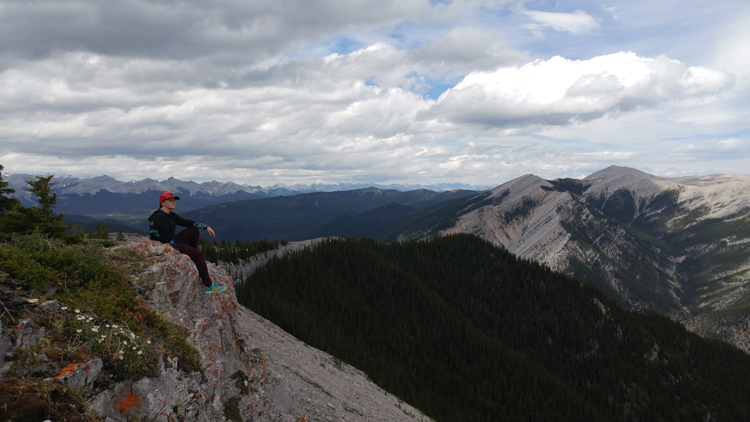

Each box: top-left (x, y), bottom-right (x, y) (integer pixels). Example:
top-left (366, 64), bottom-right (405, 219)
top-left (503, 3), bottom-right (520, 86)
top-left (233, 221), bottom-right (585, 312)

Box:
top-left (174, 227), bottom-right (213, 287)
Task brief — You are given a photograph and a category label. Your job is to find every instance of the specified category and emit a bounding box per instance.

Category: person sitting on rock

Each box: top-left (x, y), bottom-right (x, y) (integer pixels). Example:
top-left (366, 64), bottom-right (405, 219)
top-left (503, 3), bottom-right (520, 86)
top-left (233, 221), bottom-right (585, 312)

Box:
top-left (148, 192), bottom-right (226, 293)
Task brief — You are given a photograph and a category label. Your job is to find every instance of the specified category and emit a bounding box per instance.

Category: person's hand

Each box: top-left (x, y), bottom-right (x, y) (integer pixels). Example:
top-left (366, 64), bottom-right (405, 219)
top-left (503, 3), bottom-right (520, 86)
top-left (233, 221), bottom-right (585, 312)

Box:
top-left (207, 226), bottom-right (216, 238)
top-left (181, 253), bottom-right (191, 260)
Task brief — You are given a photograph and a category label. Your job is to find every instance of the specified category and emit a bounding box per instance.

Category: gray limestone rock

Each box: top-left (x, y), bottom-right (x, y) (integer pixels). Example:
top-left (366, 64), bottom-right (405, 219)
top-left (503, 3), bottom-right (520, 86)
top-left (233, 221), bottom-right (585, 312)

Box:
top-left (46, 358), bottom-right (103, 388)
top-left (39, 299), bottom-right (60, 314)
top-left (12, 318), bottom-right (46, 349)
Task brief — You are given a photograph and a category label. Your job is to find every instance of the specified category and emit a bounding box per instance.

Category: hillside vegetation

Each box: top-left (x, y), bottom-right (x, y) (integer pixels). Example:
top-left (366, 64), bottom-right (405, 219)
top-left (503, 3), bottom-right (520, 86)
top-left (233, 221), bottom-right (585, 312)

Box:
top-left (0, 234), bottom-right (201, 421)
top-left (237, 235), bottom-right (750, 422)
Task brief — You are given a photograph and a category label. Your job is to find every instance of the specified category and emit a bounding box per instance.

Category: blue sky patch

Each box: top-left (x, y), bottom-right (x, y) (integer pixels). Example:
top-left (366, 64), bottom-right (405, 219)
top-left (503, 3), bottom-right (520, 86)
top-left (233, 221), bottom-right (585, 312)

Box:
top-left (421, 75), bottom-right (463, 100)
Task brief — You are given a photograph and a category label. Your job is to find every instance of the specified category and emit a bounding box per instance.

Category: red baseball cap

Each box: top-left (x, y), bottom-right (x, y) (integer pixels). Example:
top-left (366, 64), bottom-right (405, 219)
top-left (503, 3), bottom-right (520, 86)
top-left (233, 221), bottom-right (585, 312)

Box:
top-left (159, 192), bottom-right (181, 202)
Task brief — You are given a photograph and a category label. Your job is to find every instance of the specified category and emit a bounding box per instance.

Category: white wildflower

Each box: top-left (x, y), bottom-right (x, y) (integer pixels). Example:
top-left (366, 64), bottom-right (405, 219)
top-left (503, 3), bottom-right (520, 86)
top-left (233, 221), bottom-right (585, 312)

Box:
top-left (76, 329), bottom-right (82, 333)
top-left (137, 351), bottom-right (143, 355)
top-left (75, 309), bottom-right (80, 313)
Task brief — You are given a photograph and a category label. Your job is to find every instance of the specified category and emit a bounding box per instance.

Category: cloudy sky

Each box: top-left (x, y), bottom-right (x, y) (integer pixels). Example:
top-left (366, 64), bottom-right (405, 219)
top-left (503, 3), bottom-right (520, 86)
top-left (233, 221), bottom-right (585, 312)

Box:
top-left (1, 0), bottom-right (748, 188)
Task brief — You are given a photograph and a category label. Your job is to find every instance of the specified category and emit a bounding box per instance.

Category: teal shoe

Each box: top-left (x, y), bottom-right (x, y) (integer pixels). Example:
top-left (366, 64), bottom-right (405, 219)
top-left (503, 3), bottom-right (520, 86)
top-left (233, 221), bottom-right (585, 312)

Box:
top-left (204, 283), bottom-right (226, 293)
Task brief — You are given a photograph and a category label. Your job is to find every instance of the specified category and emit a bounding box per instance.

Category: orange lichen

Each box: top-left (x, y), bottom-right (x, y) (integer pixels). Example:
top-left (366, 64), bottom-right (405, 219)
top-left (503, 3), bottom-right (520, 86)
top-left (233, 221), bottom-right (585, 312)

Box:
top-left (52, 363), bottom-right (79, 381)
top-left (52, 362), bottom-right (90, 382)
top-left (114, 387), bottom-right (144, 415)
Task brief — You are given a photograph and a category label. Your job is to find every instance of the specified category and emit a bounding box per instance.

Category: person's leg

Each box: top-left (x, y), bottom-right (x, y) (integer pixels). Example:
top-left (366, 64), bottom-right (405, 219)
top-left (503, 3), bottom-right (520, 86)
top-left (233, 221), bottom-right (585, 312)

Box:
top-left (174, 227), bottom-right (200, 248)
top-left (176, 243), bottom-right (213, 287)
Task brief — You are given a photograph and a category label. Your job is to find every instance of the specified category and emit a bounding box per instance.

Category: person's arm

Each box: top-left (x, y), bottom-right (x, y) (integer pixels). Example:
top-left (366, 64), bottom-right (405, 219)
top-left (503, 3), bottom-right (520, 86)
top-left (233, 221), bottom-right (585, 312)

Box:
top-left (173, 212), bottom-right (215, 237)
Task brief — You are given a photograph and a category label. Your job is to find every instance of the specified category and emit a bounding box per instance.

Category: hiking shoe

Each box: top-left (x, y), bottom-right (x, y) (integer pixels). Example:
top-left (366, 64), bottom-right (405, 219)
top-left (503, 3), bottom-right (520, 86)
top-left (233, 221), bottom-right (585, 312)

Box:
top-left (204, 283), bottom-right (226, 293)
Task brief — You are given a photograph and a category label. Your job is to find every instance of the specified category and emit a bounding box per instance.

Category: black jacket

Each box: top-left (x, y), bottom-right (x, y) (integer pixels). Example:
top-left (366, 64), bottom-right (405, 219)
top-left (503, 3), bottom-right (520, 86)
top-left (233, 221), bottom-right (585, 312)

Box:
top-left (148, 209), bottom-right (207, 249)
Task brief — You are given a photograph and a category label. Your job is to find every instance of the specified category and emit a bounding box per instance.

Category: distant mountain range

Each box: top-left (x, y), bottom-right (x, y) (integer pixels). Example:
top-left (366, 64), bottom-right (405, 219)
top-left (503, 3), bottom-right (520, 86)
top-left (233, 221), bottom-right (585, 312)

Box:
top-left (6, 173), bottom-right (488, 206)
top-left (5, 173), bottom-right (486, 233)
top-left (182, 187), bottom-right (479, 241)
top-left (7, 167), bottom-right (749, 353)
top-left (5, 174), bottom-right (267, 203)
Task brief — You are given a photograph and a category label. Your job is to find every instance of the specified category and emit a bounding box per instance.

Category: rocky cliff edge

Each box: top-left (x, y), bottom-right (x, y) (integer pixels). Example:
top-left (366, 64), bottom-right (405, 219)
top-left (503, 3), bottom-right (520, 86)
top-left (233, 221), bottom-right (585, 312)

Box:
top-left (91, 239), bottom-right (429, 421)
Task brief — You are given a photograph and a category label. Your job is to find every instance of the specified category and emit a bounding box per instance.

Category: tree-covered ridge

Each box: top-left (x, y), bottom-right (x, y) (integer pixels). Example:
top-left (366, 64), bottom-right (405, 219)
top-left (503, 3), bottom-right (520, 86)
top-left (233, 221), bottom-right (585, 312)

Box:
top-left (238, 235), bottom-right (750, 422)
top-left (198, 237), bottom-right (287, 265)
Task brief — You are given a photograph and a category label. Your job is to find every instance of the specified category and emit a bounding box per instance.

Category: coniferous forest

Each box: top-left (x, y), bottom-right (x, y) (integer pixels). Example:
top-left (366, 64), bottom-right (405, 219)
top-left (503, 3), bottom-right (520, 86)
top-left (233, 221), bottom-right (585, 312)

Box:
top-left (236, 235), bottom-right (750, 422)
top-left (199, 237), bottom-right (286, 264)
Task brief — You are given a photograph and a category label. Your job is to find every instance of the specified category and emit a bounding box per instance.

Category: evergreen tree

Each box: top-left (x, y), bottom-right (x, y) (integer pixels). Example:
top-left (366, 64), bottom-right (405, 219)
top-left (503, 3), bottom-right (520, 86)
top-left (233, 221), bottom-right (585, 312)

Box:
top-left (97, 222), bottom-right (110, 239)
top-left (0, 164), bottom-right (20, 213)
top-left (27, 175), bottom-right (57, 217)
top-left (0, 171), bottom-right (77, 241)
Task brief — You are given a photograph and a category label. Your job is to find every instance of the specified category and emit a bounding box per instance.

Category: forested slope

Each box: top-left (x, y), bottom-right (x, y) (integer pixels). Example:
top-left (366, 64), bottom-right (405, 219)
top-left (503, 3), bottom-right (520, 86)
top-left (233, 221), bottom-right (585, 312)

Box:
top-left (237, 235), bottom-right (750, 422)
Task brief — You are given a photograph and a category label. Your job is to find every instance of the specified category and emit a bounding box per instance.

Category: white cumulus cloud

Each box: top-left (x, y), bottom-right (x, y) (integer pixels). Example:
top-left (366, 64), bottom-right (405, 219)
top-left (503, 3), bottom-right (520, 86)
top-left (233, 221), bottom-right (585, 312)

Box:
top-left (1, 0), bottom-right (748, 186)
top-left (424, 52), bottom-right (735, 130)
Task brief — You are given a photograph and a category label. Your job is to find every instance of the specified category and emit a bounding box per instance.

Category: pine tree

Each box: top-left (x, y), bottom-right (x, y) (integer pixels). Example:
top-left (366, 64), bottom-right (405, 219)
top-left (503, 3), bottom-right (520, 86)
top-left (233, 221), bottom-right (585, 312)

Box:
top-left (98, 222), bottom-right (109, 239)
top-left (0, 164), bottom-right (20, 213)
top-left (0, 173), bottom-right (77, 241)
top-left (26, 175), bottom-right (57, 217)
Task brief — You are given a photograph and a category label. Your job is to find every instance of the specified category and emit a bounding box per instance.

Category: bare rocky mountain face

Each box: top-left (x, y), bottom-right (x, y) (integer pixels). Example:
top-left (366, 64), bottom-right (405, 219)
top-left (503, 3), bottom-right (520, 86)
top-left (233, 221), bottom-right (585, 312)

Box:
top-left (86, 239), bottom-right (429, 421)
top-left (400, 166), bottom-right (750, 353)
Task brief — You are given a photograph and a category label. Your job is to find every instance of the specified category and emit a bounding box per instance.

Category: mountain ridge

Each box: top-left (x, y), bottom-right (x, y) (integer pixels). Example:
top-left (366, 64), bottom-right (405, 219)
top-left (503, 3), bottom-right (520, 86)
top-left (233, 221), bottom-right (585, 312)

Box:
top-left (397, 166), bottom-right (750, 352)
